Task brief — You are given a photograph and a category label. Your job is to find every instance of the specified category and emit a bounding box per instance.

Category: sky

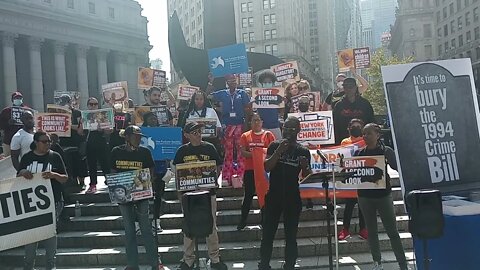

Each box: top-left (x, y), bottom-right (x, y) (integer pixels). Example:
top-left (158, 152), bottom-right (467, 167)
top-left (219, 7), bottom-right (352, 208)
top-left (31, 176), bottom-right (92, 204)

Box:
top-left (135, 0), bottom-right (171, 78)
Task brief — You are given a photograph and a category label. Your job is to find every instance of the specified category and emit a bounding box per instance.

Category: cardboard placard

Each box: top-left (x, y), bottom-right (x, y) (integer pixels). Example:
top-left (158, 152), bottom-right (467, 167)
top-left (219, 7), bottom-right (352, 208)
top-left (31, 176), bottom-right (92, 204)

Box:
top-left (46, 104), bottom-right (72, 114)
top-left (101, 81), bottom-right (128, 106)
top-left (288, 111), bottom-right (335, 146)
top-left (0, 174), bottom-right (56, 251)
top-left (133, 106), bottom-right (171, 126)
top-left (251, 87), bottom-right (285, 108)
top-left (186, 118), bottom-right (218, 138)
top-left (290, 92), bottom-right (321, 112)
top-left (178, 84), bottom-right (199, 100)
top-left (339, 156), bottom-right (386, 189)
top-left (175, 160), bottom-right (218, 191)
top-left (81, 108), bottom-right (114, 130)
top-left (270, 61), bottom-right (300, 82)
top-left (337, 47), bottom-right (371, 72)
top-left (10, 106), bottom-right (34, 126)
top-left (34, 113), bottom-right (72, 137)
top-left (138, 67), bottom-right (167, 89)
top-left (54, 91), bottom-right (80, 109)
top-left (106, 168), bottom-right (153, 204)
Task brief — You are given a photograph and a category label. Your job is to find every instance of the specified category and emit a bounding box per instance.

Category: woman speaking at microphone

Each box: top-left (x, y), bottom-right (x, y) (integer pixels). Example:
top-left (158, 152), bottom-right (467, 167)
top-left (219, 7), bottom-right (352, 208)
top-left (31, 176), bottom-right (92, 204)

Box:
top-left (17, 130), bottom-right (68, 270)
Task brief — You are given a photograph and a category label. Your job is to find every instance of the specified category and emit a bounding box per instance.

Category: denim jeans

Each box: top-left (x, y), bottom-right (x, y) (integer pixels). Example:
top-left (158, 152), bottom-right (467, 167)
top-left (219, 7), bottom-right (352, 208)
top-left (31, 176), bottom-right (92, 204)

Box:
top-left (24, 201), bottom-right (64, 270)
top-left (118, 200), bottom-right (158, 268)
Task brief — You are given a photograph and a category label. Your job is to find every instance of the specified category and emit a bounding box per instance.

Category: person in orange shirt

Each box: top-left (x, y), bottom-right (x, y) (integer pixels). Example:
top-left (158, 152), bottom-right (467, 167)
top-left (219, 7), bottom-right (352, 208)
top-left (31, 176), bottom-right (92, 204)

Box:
top-left (338, 118), bottom-right (367, 241)
top-left (237, 113), bottom-right (275, 230)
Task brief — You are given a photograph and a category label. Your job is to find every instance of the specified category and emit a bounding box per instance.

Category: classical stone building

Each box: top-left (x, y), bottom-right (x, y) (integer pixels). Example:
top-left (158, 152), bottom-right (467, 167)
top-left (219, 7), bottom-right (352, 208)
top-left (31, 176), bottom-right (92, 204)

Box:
top-left (0, 0), bottom-right (151, 110)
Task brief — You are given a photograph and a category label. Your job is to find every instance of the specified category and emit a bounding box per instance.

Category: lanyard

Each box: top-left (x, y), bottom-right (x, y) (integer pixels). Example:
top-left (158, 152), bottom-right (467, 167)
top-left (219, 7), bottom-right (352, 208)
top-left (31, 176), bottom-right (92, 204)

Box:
top-left (230, 90), bottom-right (237, 111)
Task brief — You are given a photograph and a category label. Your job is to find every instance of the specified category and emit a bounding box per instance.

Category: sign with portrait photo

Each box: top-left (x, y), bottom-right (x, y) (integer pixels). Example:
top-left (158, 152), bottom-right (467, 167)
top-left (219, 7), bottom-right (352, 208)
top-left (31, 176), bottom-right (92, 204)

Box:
top-left (252, 87), bottom-right (285, 109)
top-left (175, 160), bottom-right (218, 191)
top-left (106, 168), bottom-right (153, 204)
top-left (34, 113), bottom-right (72, 137)
top-left (133, 106), bottom-right (171, 126)
top-left (290, 92), bottom-right (322, 113)
top-left (102, 81), bottom-right (128, 106)
top-left (337, 47), bottom-right (371, 72)
top-left (138, 67), bottom-right (167, 89)
top-left (81, 108), bottom-right (114, 130)
top-left (54, 91), bottom-right (80, 110)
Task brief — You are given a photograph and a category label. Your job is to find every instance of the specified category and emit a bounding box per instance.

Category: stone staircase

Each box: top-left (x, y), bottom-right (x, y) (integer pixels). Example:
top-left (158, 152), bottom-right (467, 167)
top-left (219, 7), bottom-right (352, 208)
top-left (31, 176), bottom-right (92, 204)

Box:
top-left (0, 176), bottom-right (414, 269)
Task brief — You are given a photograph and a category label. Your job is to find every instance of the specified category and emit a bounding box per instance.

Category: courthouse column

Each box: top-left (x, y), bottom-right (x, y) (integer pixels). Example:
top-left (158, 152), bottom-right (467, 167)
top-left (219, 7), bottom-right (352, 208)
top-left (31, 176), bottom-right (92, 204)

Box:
top-left (28, 36), bottom-right (45, 111)
top-left (96, 48), bottom-right (108, 99)
top-left (114, 51), bottom-right (127, 82)
top-left (2, 32), bottom-right (18, 105)
top-left (76, 45), bottom-right (89, 109)
top-left (53, 41), bottom-right (68, 91)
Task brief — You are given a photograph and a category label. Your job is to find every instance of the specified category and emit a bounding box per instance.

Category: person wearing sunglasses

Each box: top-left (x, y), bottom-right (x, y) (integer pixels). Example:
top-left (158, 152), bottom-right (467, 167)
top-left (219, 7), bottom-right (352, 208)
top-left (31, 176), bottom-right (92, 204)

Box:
top-left (173, 121), bottom-right (227, 270)
top-left (332, 77), bottom-right (374, 145)
top-left (17, 130), bottom-right (68, 270)
top-left (85, 97), bottom-right (111, 194)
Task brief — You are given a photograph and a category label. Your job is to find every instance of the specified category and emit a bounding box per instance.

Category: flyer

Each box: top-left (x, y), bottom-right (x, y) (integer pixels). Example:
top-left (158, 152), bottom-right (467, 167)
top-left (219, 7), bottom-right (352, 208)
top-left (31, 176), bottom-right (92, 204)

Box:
top-left (133, 106), bottom-right (171, 126)
top-left (106, 168), bottom-right (153, 204)
top-left (175, 160), bottom-right (218, 191)
top-left (271, 61), bottom-right (300, 82)
top-left (101, 81), bottom-right (128, 106)
top-left (54, 91), bottom-right (80, 109)
top-left (81, 108), bottom-right (114, 130)
top-left (185, 118), bottom-right (218, 138)
top-left (138, 67), bottom-right (167, 89)
top-left (177, 84), bottom-right (199, 100)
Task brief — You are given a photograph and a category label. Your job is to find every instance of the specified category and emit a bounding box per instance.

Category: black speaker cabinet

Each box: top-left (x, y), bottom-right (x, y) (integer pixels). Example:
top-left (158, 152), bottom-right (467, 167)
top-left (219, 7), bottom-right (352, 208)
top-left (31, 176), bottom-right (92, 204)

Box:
top-left (406, 190), bottom-right (444, 239)
top-left (182, 190), bottom-right (213, 238)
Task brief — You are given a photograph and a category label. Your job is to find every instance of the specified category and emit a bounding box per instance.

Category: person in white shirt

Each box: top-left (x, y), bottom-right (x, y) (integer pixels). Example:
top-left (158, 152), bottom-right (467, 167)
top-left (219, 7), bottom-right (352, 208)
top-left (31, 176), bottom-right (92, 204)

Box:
top-left (11, 110), bottom-right (35, 171)
top-left (182, 90), bottom-right (221, 136)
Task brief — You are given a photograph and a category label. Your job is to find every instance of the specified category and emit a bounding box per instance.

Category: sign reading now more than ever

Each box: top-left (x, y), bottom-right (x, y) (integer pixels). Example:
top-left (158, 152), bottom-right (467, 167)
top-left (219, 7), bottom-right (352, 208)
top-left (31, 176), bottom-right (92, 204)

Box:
top-left (207, 43), bottom-right (249, 78)
top-left (383, 59), bottom-right (480, 195)
top-left (0, 174), bottom-right (56, 251)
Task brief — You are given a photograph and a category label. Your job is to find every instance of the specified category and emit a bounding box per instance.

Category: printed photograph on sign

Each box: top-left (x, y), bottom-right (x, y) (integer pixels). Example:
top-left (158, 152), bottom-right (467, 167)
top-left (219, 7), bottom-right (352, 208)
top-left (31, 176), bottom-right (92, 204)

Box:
top-left (35, 113), bottom-right (72, 137)
top-left (46, 104), bottom-right (72, 114)
top-left (81, 108), bottom-right (114, 130)
top-left (133, 106), bottom-right (171, 126)
top-left (251, 87), bottom-right (285, 108)
top-left (382, 59), bottom-right (480, 195)
top-left (337, 48), bottom-right (355, 72)
top-left (185, 118), bottom-right (218, 138)
top-left (10, 107), bottom-right (35, 126)
top-left (354, 47), bottom-right (371, 69)
top-left (177, 84), bottom-right (199, 100)
top-left (101, 81), bottom-right (128, 106)
top-left (290, 92), bottom-right (321, 112)
top-left (54, 91), bottom-right (80, 109)
top-left (288, 111), bottom-right (335, 146)
top-left (339, 156), bottom-right (386, 190)
top-left (106, 168), bottom-right (153, 204)
top-left (138, 67), bottom-right (167, 89)
top-left (175, 160), bottom-right (218, 191)
top-left (0, 175), bottom-right (56, 252)
top-left (270, 61), bottom-right (300, 82)
top-left (140, 127), bottom-right (183, 160)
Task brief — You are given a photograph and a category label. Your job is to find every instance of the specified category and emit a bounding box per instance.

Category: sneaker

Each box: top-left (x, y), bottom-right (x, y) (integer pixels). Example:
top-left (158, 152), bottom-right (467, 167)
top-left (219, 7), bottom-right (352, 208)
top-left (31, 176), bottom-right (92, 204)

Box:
top-left (210, 260), bottom-right (228, 270)
top-left (372, 261), bottom-right (383, 270)
top-left (358, 228), bottom-right (368, 240)
top-left (337, 228), bottom-right (351, 240)
top-left (85, 185), bottom-right (96, 194)
top-left (176, 262), bottom-right (193, 270)
top-left (237, 220), bottom-right (247, 231)
top-left (152, 219), bottom-right (163, 233)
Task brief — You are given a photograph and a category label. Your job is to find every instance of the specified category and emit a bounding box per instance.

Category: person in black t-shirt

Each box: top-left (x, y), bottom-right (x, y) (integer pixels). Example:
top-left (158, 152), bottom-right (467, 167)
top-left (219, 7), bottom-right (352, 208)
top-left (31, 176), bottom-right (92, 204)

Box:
top-left (172, 121), bottom-right (227, 270)
top-left (109, 125), bottom-right (162, 270)
top-left (111, 102), bottom-right (131, 149)
top-left (85, 97), bottom-right (111, 194)
top-left (333, 78), bottom-right (374, 145)
top-left (259, 116), bottom-right (311, 270)
top-left (18, 131), bottom-right (68, 270)
top-left (356, 123), bottom-right (408, 270)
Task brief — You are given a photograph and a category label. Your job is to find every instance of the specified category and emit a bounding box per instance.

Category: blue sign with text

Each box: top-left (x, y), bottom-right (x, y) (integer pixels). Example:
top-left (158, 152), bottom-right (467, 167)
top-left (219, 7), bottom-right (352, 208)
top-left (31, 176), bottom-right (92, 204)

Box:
top-left (140, 127), bottom-right (182, 160)
top-left (207, 43), bottom-right (249, 78)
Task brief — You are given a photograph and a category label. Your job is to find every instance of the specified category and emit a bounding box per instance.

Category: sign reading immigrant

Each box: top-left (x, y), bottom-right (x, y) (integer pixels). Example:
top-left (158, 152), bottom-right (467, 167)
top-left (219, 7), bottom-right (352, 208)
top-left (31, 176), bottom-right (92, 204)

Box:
top-left (35, 113), bottom-right (71, 137)
top-left (175, 161), bottom-right (218, 191)
top-left (0, 175), bottom-right (56, 251)
top-left (106, 168), bottom-right (153, 204)
top-left (270, 61), bottom-right (300, 82)
top-left (382, 58), bottom-right (480, 195)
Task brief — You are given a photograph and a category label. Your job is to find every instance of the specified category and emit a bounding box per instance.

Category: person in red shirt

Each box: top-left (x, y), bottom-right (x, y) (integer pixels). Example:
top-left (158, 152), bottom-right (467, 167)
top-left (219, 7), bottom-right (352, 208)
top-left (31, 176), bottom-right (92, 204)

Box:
top-left (237, 113), bottom-right (275, 230)
top-left (0, 91), bottom-right (29, 156)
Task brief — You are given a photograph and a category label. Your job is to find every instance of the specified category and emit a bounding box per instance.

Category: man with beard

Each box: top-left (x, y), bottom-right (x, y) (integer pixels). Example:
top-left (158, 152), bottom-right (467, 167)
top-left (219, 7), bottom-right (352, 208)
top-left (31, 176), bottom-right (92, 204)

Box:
top-left (258, 116), bottom-right (312, 270)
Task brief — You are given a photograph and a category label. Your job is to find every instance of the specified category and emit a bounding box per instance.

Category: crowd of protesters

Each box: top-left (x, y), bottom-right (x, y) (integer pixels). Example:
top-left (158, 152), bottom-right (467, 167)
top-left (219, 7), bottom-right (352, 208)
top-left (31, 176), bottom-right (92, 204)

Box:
top-left (0, 67), bottom-right (410, 270)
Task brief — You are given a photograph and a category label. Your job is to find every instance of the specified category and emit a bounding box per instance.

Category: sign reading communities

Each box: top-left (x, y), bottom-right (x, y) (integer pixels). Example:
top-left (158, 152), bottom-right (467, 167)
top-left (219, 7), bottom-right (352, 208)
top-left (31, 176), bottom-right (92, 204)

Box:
top-left (382, 58), bottom-right (480, 195)
top-left (208, 43), bottom-right (249, 78)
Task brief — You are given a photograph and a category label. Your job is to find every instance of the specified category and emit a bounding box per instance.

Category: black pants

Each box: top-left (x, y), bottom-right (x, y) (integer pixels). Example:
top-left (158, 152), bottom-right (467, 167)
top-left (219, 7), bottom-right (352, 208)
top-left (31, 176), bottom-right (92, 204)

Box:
top-left (343, 198), bottom-right (365, 230)
top-left (86, 142), bottom-right (110, 185)
top-left (153, 179), bottom-right (166, 219)
top-left (259, 192), bottom-right (302, 269)
top-left (240, 170), bottom-right (255, 223)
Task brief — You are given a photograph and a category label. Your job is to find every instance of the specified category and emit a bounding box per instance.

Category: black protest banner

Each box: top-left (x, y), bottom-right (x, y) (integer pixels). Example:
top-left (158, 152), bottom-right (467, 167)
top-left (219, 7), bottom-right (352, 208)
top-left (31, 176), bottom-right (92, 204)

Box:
top-left (0, 174), bottom-right (56, 251)
top-left (382, 59), bottom-right (480, 195)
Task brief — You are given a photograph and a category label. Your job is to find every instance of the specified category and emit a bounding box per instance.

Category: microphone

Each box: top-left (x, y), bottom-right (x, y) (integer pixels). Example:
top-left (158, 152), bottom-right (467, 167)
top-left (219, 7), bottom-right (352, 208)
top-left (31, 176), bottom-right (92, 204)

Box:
top-left (316, 149), bottom-right (328, 164)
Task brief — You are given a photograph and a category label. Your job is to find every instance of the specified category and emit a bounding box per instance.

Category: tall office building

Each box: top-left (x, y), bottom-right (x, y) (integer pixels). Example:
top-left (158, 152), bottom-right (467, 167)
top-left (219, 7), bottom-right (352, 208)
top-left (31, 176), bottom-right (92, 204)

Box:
top-left (360, 0), bottom-right (397, 50)
top-left (360, 0), bottom-right (375, 49)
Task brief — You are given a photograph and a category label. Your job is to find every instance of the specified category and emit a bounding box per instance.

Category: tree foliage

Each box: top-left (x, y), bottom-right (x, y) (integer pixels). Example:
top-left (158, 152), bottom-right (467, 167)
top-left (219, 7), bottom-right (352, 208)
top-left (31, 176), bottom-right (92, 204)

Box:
top-left (363, 49), bottom-right (413, 115)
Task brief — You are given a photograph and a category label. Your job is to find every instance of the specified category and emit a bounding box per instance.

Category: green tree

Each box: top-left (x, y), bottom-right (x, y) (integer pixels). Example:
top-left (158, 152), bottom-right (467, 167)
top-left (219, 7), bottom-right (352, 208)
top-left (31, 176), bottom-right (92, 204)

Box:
top-left (363, 49), bottom-right (413, 115)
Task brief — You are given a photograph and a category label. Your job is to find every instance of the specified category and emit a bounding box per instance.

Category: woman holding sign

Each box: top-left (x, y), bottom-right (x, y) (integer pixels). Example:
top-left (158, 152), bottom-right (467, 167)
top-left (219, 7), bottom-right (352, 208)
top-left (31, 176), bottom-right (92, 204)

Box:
top-left (356, 123), bottom-right (409, 270)
top-left (17, 131), bottom-right (68, 270)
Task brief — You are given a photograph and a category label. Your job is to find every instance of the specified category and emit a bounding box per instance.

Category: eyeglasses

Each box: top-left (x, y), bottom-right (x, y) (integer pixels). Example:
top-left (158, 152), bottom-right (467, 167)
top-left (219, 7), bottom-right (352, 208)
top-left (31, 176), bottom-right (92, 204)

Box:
top-left (189, 130), bottom-right (201, 136)
top-left (38, 139), bottom-right (52, 144)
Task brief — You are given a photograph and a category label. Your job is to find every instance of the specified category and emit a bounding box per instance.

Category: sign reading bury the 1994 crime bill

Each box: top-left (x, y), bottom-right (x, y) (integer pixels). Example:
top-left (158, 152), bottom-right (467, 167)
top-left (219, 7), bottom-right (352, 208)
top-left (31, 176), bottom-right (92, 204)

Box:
top-left (382, 58), bottom-right (480, 195)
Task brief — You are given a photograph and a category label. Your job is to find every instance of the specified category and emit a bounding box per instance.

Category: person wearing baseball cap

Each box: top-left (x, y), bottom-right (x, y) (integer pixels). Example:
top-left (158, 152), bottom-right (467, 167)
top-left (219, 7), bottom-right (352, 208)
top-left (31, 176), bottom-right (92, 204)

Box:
top-left (173, 121), bottom-right (227, 270)
top-left (110, 124), bottom-right (164, 269)
top-left (0, 91), bottom-right (29, 157)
